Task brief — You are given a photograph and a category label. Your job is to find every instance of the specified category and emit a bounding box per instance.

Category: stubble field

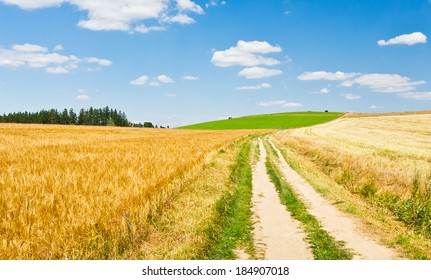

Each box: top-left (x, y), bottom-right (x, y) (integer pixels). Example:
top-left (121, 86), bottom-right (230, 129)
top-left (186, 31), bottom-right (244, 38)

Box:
top-left (272, 113), bottom-right (431, 259)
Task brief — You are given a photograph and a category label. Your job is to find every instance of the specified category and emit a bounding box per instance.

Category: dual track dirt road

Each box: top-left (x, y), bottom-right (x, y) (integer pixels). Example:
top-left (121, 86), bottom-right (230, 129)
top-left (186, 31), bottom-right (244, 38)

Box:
top-left (250, 138), bottom-right (399, 260)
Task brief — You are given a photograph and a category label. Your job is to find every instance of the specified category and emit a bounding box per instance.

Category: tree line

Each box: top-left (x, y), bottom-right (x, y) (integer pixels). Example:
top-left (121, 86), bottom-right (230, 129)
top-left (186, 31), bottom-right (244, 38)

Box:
top-left (0, 107), bottom-right (157, 128)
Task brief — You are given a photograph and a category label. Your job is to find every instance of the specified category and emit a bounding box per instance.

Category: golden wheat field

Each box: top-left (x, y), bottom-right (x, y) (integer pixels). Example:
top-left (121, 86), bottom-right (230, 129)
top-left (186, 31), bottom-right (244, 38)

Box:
top-left (0, 124), bottom-right (251, 259)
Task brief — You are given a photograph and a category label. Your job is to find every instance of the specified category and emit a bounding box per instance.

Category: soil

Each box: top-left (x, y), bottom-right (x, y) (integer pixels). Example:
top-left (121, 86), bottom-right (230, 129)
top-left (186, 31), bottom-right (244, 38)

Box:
top-left (250, 139), bottom-right (313, 260)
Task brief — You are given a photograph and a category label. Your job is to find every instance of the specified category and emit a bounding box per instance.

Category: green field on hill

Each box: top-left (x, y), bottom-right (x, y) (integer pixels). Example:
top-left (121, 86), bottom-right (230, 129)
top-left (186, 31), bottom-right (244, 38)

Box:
top-left (179, 112), bottom-right (343, 130)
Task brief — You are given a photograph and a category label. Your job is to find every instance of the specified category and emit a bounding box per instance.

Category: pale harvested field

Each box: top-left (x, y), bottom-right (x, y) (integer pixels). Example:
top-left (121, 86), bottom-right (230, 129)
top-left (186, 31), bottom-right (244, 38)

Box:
top-left (272, 113), bottom-right (431, 259)
top-left (278, 114), bottom-right (431, 197)
top-left (0, 124), bottom-right (250, 259)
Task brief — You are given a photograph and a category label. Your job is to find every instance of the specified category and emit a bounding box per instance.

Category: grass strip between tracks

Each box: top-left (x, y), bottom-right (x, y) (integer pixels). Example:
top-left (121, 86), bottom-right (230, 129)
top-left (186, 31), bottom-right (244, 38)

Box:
top-left (200, 136), bottom-right (256, 259)
top-left (264, 141), bottom-right (353, 260)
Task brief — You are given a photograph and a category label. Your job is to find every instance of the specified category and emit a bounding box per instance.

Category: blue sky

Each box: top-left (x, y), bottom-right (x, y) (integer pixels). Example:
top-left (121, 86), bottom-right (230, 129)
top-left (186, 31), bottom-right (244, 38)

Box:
top-left (0, 0), bottom-right (430, 127)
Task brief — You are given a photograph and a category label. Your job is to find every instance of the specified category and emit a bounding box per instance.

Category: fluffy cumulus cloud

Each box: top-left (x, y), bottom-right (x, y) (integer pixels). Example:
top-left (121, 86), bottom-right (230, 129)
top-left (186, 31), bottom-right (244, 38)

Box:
top-left (282, 102), bottom-right (302, 108)
top-left (176, 0), bottom-right (204, 14)
top-left (299, 70), bottom-right (426, 94)
top-left (259, 100), bottom-right (302, 108)
top-left (130, 75), bottom-right (149, 85)
top-left (399, 92), bottom-right (431, 100)
top-left (0, 43), bottom-right (111, 74)
top-left (211, 40), bottom-right (284, 81)
top-left (75, 94), bottom-right (90, 101)
top-left (211, 40), bottom-right (282, 67)
top-left (378, 32), bottom-right (427, 46)
top-left (341, 93), bottom-right (361, 100)
top-left (238, 67), bottom-right (282, 79)
top-left (341, 74), bottom-right (425, 93)
top-left (1, 0), bottom-right (63, 9)
top-left (84, 57), bottom-right (112, 66)
top-left (130, 74), bottom-right (174, 86)
top-left (181, 75), bottom-right (199, 80)
top-left (319, 88), bottom-right (329, 94)
top-left (0, 0), bottom-right (205, 32)
top-left (236, 83), bottom-right (271, 90)
top-left (157, 74), bottom-right (174, 83)
top-left (297, 71), bottom-right (359, 81)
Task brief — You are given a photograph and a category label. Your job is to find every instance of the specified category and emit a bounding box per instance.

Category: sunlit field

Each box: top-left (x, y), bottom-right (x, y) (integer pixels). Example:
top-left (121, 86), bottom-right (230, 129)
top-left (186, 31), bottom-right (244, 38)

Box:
top-left (273, 113), bottom-right (431, 258)
top-left (0, 124), bottom-right (251, 259)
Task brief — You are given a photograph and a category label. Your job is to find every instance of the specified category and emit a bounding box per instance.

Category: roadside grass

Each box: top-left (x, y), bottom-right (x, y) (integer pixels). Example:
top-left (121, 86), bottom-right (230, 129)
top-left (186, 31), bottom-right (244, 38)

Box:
top-left (264, 141), bottom-right (353, 260)
top-left (200, 136), bottom-right (257, 259)
top-left (134, 136), bottom-right (256, 259)
top-left (179, 112), bottom-right (343, 130)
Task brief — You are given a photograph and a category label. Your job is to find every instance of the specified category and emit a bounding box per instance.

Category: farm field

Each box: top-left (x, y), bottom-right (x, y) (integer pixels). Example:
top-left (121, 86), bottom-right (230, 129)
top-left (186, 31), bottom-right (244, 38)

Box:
top-left (179, 111), bottom-right (343, 130)
top-left (0, 124), bottom-right (253, 259)
top-left (271, 113), bottom-right (431, 259)
top-left (2, 112), bottom-right (431, 260)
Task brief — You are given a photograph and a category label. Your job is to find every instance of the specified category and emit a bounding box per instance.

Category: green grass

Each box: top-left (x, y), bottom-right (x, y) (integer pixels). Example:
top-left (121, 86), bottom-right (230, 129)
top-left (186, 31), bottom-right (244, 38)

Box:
top-left (265, 144), bottom-right (353, 260)
top-left (179, 111), bottom-right (343, 130)
top-left (200, 137), bottom-right (255, 259)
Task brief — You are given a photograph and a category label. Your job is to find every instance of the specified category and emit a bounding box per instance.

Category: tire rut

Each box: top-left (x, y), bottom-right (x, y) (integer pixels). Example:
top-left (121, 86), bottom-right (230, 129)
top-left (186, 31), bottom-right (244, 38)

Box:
top-left (267, 139), bottom-right (399, 260)
top-left (251, 138), bottom-right (313, 260)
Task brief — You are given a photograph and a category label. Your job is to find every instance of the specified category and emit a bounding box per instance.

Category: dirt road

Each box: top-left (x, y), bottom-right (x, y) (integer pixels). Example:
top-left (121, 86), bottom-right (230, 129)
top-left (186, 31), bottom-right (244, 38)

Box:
top-left (250, 138), bottom-right (399, 260)
top-left (251, 139), bottom-right (313, 259)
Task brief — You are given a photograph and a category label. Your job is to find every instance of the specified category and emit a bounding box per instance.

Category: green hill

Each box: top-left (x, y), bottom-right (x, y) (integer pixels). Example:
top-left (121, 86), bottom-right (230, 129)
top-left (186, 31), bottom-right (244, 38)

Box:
top-left (179, 111), bottom-right (343, 130)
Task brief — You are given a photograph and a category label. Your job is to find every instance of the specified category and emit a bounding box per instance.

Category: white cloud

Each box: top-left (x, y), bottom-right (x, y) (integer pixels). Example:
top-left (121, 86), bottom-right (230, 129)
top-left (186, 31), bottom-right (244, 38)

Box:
top-left (163, 13), bottom-right (195, 24)
top-left (46, 66), bottom-right (69, 74)
top-left (177, 0), bottom-right (204, 14)
top-left (341, 73), bottom-right (425, 93)
top-left (211, 40), bottom-right (282, 67)
top-left (130, 75), bottom-right (149, 85)
top-left (2, 0), bottom-right (205, 32)
top-left (378, 32), bottom-right (427, 46)
top-left (236, 83), bottom-right (271, 90)
top-left (259, 100), bottom-right (287, 107)
top-left (165, 93), bottom-right (176, 97)
top-left (259, 100), bottom-right (302, 108)
top-left (12, 43), bottom-right (48, 53)
top-left (0, 0), bottom-right (63, 9)
top-left (341, 93), bottom-right (361, 100)
top-left (399, 92), bottom-right (431, 100)
top-left (75, 94), bottom-right (90, 101)
top-left (84, 57), bottom-right (112, 66)
top-left (238, 67), bottom-right (282, 79)
top-left (319, 88), bottom-right (329, 94)
top-left (0, 43), bottom-right (110, 73)
top-left (157, 74), bottom-right (174, 83)
top-left (181, 75), bottom-right (199, 80)
top-left (297, 71), bottom-right (360, 81)
top-left (53, 44), bottom-right (64, 51)
top-left (135, 24), bottom-right (166, 33)
top-left (282, 102), bottom-right (302, 108)
top-left (130, 74), bottom-right (174, 86)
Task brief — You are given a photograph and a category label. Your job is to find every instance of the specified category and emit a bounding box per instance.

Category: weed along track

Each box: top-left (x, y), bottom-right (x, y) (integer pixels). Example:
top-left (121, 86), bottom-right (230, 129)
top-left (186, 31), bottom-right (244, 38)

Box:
top-left (250, 137), bottom-right (399, 260)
